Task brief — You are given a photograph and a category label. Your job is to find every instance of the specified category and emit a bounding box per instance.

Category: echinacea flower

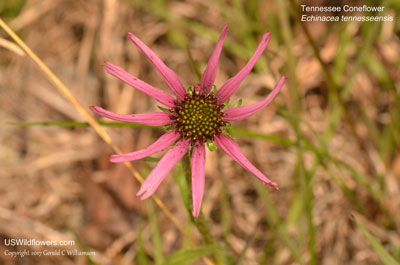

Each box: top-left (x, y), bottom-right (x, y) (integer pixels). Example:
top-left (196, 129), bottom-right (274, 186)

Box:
top-left (90, 24), bottom-right (286, 218)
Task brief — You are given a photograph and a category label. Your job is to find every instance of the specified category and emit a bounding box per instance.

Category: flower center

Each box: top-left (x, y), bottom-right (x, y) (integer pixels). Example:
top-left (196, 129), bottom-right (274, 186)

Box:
top-left (172, 90), bottom-right (226, 143)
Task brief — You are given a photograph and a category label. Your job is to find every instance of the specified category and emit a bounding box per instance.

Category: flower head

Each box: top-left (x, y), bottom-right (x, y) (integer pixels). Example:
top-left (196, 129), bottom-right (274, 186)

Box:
top-left (90, 24), bottom-right (286, 218)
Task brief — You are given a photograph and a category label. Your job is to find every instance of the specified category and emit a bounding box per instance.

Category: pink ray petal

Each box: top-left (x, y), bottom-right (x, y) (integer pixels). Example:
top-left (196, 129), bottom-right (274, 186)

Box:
top-left (110, 130), bottom-right (180, 163)
top-left (216, 32), bottom-right (271, 103)
top-left (191, 143), bottom-right (206, 218)
top-left (136, 138), bottom-right (190, 199)
top-left (90, 106), bottom-right (172, 126)
top-left (128, 33), bottom-right (187, 100)
top-left (215, 134), bottom-right (279, 189)
top-left (200, 24), bottom-right (229, 94)
top-left (223, 76), bottom-right (286, 121)
top-left (103, 62), bottom-right (175, 108)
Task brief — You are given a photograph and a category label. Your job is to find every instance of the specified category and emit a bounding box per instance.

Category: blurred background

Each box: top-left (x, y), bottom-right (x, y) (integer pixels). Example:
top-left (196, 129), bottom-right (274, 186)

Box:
top-left (1, 0), bottom-right (399, 264)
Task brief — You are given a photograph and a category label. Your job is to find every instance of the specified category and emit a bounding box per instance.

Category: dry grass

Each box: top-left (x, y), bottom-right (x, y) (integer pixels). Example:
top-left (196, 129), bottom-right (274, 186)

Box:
top-left (1, 0), bottom-right (399, 264)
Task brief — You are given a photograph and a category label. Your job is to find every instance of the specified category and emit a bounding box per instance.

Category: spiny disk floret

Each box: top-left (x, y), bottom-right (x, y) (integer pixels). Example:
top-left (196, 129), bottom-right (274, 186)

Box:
top-left (172, 91), bottom-right (226, 143)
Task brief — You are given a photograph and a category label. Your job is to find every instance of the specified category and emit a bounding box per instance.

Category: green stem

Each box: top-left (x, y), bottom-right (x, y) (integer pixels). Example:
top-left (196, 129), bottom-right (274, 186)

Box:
top-left (181, 153), bottom-right (215, 246)
top-left (11, 120), bottom-right (162, 129)
top-left (187, 46), bottom-right (202, 82)
top-left (274, 0), bottom-right (316, 263)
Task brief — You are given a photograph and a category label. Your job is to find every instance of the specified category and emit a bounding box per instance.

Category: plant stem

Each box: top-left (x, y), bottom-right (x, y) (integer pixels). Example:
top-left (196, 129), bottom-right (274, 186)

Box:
top-left (182, 153), bottom-right (215, 246)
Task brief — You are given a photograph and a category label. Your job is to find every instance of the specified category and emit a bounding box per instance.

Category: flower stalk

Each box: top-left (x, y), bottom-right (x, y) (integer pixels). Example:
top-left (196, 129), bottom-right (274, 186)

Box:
top-left (181, 152), bottom-right (215, 245)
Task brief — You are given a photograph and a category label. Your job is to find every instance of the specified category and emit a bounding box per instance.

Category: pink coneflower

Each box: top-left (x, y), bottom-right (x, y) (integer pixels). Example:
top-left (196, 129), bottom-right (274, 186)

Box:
top-left (90, 25), bottom-right (286, 218)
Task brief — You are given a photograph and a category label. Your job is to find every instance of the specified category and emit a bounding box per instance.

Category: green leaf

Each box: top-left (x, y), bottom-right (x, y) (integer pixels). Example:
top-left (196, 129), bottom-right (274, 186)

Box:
top-left (253, 178), bottom-right (303, 265)
top-left (0, 0), bottom-right (26, 19)
top-left (206, 140), bottom-right (217, 151)
top-left (157, 105), bottom-right (172, 113)
top-left (354, 217), bottom-right (400, 265)
top-left (212, 85), bottom-right (218, 94)
top-left (162, 245), bottom-right (222, 265)
top-left (230, 127), bottom-right (296, 147)
top-left (174, 153), bottom-right (193, 217)
top-left (147, 200), bottom-right (164, 265)
top-left (12, 121), bottom-right (161, 129)
top-left (187, 45), bottom-right (202, 82)
top-left (185, 86), bottom-right (194, 95)
top-left (232, 98), bottom-right (243, 108)
top-left (137, 227), bottom-right (150, 265)
top-left (235, 227), bottom-right (258, 265)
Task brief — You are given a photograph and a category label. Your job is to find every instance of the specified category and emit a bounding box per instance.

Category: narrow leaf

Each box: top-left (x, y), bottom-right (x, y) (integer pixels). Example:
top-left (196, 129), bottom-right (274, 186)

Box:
top-left (354, 217), bottom-right (400, 265)
top-left (162, 245), bottom-right (222, 265)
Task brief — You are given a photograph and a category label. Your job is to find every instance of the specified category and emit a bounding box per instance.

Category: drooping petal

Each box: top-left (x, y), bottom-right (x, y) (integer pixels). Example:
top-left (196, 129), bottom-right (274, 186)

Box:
top-left (215, 134), bottom-right (279, 189)
top-left (137, 139), bottom-right (190, 200)
top-left (216, 32), bottom-right (271, 103)
top-left (90, 106), bottom-right (172, 126)
top-left (103, 62), bottom-right (176, 108)
top-left (110, 130), bottom-right (180, 163)
top-left (200, 24), bottom-right (229, 94)
top-left (223, 76), bottom-right (286, 121)
top-left (128, 33), bottom-right (187, 100)
top-left (191, 143), bottom-right (206, 218)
